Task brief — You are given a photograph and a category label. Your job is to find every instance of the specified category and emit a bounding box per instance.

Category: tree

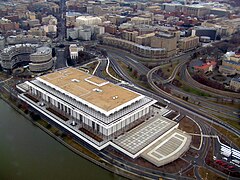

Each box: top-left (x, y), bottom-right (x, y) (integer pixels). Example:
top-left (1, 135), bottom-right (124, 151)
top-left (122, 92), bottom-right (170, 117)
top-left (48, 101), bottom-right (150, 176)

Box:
top-left (133, 70), bottom-right (138, 78)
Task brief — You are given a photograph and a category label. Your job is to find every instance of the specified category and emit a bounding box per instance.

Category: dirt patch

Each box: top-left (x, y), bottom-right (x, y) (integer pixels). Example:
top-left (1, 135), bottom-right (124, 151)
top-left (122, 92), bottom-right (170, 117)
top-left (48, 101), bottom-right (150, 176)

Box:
top-left (165, 111), bottom-right (178, 120)
top-left (179, 117), bottom-right (201, 148)
top-left (182, 167), bottom-right (195, 179)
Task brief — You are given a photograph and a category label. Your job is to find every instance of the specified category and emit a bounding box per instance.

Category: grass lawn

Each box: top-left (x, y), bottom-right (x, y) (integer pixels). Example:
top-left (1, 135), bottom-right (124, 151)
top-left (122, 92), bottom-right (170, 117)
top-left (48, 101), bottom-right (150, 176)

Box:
top-left (214, 115), bottom-right (240, 131)
top-left (117, 60), bottom-right (152, 89)
top-left (102, 66), bottom-right (122, 81)
top-left (198, 166), bottom-right (225, 180)
top-left (62, 136), bottom-right (100, 160)
top-left (211, 123), bottom-right (240, 148)
top-left (161, 62), bottom-right (179, 78)
top-left (182, 85), bottom-right (211, 97)
top-left (81, 61), bottom-right (98, 74)
top-left (37, 119), bottom-right (49, 128)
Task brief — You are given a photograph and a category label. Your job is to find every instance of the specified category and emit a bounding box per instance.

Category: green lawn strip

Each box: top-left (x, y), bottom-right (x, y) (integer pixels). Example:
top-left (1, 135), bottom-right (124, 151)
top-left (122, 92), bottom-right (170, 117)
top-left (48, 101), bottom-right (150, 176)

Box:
top-left (62, 136), bottom-right (100, 160)
top-left (214, 115), bottom-right (240, 131)
top-left (81, 61), bottom-right (98, 74)
top-left (161, 62), bottom-right (179, 78)
top-left (108, 66), bottom-right (122, 80)
top-left (117, 61), bottom-right (152, 89)
top-left (210, 122), bottom-right (240, 148)
top-left (182, 85), bottom-right (211, 97)
top-left (210, 101), bottom-right (240, 109)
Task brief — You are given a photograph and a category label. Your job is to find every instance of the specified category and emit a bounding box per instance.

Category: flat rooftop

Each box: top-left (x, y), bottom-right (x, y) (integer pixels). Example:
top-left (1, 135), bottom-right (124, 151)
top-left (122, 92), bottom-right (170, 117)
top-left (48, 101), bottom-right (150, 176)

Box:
top-left (141, 129), bottom-right (192, 167)
top-left (38, 67), bottom-right (142, 115)
top-left (113, 115), bottom-right (177, 155)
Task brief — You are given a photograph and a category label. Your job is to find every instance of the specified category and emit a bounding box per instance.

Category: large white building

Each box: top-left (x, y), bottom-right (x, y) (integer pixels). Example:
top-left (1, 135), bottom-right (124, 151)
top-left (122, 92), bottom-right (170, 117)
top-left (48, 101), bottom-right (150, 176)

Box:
top-left (17, 67), bottom-right (192, 165)
top-left (75, 16), bottom-right (102, 27)
top-left (17, 68), bottom-right (157, 148)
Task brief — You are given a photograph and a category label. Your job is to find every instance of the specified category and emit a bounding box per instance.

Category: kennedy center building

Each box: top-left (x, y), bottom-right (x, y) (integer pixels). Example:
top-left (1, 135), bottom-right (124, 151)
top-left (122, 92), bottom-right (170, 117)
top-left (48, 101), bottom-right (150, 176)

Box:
top-left (17, 67), bottom-right (157, 149)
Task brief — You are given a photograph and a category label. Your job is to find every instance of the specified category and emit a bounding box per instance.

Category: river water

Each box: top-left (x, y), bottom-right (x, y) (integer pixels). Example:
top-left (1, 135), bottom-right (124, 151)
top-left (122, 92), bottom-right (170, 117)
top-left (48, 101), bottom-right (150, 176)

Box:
top-left (0, 99), bottom-right (124, 180)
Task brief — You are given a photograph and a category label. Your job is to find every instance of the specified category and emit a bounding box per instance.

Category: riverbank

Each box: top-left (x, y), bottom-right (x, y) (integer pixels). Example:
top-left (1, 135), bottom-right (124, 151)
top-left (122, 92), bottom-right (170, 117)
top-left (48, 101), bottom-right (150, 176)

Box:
top-left (0, 93), bottom-right (146, 180)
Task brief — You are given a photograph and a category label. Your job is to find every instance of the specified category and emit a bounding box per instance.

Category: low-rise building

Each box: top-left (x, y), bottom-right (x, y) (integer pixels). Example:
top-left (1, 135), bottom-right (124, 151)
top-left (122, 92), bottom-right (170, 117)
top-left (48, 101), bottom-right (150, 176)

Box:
top-left (122, 31), bottom-right (139, 42)
top-left (178, 36), bottom-right (199, 51)
top-left (219, 65), bottom-right (236, 76)
top-left (69, 44), bottom-right (83, 59)
top-left (0, 36), bottom-right (5, 50)
top-left (28, 27), bottom-right (46, 37)
top-left (103, 36), bottom-right (167, 59)
top-left (135, 33), bottom-right (155, 46)
top-left (151, 32), bottom-right (177, 57)
top-left (0, 44), bottom-right (53, 73)
top-left (131, 17), bottom-right (151, 25)
top-left (230, 78), bottom-right (240, 92)
top-left (194, 61), bottom-right (217, 73)
top-left (222, 60), bottom-right (240, 71)
top-left (76, 16), bottom-right (102, 27)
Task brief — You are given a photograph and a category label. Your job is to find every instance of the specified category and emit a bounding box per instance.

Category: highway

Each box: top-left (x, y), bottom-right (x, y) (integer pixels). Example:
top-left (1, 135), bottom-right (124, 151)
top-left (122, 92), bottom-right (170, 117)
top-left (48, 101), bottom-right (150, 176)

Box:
top-left (102, 46), bottom-right (240, 138)
top-left (91, 51), bottom-right (240, 179)
top-left (147, 67), bottom-right (240, 138)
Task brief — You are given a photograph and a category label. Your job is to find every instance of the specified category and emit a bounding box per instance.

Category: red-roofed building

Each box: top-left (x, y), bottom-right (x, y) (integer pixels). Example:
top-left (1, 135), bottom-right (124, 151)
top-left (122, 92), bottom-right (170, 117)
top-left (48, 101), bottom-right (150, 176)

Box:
top-left (194, 61), bottom-right (217, 73)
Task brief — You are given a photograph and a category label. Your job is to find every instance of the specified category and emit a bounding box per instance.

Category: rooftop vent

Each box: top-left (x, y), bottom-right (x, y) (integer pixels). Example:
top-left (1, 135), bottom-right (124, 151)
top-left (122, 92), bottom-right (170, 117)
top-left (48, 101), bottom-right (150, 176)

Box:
top-left (112, 95), bottom-right (118, 100)
top-left (71, 79), bottom-right (80, 83)
top-left (93, 88), bottom-right (102, 92)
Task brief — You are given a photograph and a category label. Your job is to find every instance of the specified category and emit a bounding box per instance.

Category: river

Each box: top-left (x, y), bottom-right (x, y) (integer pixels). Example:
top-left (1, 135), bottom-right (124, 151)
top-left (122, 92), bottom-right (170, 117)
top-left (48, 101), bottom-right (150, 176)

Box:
top-left (0, 99), bottom-right (124, 180)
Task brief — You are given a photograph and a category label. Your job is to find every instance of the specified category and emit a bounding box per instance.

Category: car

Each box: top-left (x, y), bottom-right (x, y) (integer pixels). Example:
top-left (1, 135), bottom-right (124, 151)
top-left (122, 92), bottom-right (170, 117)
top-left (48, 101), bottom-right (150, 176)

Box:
top-left (215, 160), bottom-right (223, 164)
top-left (221, 162), bottom-right (227, 167)
top-left (228, 166), bottom-right (234, 169)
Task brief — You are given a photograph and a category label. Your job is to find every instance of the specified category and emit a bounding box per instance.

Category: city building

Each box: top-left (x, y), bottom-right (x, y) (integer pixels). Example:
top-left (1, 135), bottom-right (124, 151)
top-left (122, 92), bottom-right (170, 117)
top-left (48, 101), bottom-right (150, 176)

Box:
top-left (17, 67), bottom-right (157, 149)
top-left (222, 60), bottom-right (240, 71)
top-left (219, 65), bottom-right (236, 76)
top-left (28, 19), bottom-right (41, 28)
top-left (6, 35), bottom-right (51, 45)
top-left (0, 18), bottom-right (19, 32)
top-left (0, 44), bottom-right (53, 73)
top-left (130, 17), bottom-right (151, 25)
top-left (150, 32), bottom-right (177, 57)
top-left (17, 67), bottom-right (191, 164)
top-left (222, 51), bottom-right (240, 73)
top-left (179, 36), bottom-right (199, 51)
top-left (75, 16), bottom-right (102, 27)
top-left (0, 36), bottom-right (5, 50)
top-left (42, 15), bottom-right (58, 25)
top-left (135, 32), bottom-right (155, 46)
top-left (78, 29), bottom-right (92, 41)
top-left (194, 60), bottom-right (217, 73)
top-left (122, 30), bottom-right (139, 42)
top-left (193, 27), bottom-right (217, 40)
top-left (28, 27), bottom-right (46, 37)
top-left (67, 28), bottom-right (79, 40)
top-left (29, 47), bottom-right (54, 72)
top-left (69, 44), bottom-right (83, 59)
top-left (230, 78), bottom-right (240, 92)
top-left (102, 36), bottom-right (167, 59)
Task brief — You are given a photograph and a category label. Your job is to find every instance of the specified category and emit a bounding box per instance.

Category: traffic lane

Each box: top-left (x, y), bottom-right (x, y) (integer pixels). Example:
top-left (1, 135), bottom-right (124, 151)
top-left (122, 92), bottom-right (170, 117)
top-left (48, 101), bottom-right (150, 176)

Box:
top-left (107, 52), bottom-right (149, 75)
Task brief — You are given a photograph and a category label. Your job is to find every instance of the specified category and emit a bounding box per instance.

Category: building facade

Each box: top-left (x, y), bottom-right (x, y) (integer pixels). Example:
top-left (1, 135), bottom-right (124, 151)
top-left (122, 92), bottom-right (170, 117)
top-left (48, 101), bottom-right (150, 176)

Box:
top-left (17, 68), bottom-right (157, 149)
top-left (0, 44), bottom-right (53, 72)
top-left (102, 36), bottom-right (167, 59)
top-left (178, 36), bottom-right (199, 51)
